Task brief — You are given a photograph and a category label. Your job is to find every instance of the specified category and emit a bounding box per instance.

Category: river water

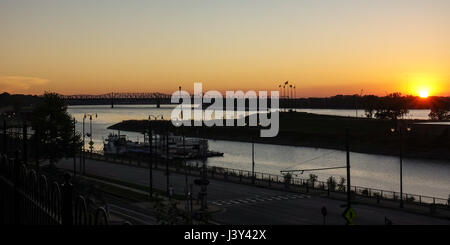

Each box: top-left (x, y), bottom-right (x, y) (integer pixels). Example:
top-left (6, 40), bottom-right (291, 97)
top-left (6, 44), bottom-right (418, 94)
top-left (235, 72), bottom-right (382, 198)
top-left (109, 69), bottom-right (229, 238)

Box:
top-left (67, 105), bottom-right (450, 199)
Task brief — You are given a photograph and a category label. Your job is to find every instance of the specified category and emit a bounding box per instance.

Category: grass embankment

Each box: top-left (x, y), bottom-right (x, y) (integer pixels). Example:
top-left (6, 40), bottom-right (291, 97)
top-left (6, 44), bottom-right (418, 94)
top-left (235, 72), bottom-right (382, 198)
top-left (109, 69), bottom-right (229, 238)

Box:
top-left (109, 112), bottom-right (450, 161)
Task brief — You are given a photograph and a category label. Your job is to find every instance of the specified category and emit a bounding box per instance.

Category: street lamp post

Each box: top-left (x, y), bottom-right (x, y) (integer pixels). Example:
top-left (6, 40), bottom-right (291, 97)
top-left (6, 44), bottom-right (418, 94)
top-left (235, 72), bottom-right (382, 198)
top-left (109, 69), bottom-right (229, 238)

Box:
top-left (178, 85), bottom-right (189, 211)
top-left (89, 115), bottom-right (93, 155)
top-left (200, 125), bottom-right (208, 211)
top-left (252, 136), bottom-right (255, 184)
top-left (83, 113), bottom-right (97, 175)
top-left (148, 116), bottom-right (153, 200)
top-left (81, 115), bottom-right (85, 174)
top-left (391, 123), bottom-right (412, 208)
top-left (165, 122), bottom-right (170, 196)
top-left (183, 128), bottom-right (189, 213)
top-left (148, 114), bottom-right (164, 199)
top-left (73, 118), bottom-right (76, 177)
top-left (174, 118), bottom-right (190, 217)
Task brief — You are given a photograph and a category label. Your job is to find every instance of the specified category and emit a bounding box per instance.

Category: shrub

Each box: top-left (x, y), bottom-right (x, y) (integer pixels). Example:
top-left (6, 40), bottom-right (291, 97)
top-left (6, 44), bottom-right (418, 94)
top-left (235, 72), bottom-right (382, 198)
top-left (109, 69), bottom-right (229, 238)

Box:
top-left (361, 189), bottom-right (369, 196)
top-left (337, 177), bottom-right (346, 192)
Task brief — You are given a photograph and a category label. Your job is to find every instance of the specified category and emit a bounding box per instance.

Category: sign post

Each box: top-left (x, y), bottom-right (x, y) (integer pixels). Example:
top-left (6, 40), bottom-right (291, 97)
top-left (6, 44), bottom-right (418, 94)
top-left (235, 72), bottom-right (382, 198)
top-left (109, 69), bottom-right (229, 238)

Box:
top-left (321, 206), bottom-right (327, 225)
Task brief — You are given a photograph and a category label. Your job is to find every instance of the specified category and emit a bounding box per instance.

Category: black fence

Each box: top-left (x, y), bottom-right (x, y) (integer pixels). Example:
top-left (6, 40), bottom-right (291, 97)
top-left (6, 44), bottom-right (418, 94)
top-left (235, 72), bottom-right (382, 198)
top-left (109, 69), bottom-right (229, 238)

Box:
top-left (0, 117), bottom-right (128, 225)
top-left (0, 153), bottom-right (116, 225)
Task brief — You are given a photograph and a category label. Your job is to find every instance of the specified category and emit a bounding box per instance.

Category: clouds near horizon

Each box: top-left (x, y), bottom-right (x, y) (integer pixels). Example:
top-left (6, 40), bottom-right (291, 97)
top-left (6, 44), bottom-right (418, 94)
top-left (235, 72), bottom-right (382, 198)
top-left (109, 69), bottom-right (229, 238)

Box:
top-left (0, 76), bottom-right (50, 94)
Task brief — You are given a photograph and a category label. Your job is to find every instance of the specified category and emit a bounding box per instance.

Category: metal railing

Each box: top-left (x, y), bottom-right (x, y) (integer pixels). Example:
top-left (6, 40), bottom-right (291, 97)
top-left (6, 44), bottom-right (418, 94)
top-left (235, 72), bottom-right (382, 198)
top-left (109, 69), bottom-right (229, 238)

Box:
top-left (0, 121), bottom-right (130, 225)
top-left (212, 166), bottom-right (450, 208)
top-left (0, 154), bottom-right (115, 225)
top-left (87, 152), bottom-right (450, 212)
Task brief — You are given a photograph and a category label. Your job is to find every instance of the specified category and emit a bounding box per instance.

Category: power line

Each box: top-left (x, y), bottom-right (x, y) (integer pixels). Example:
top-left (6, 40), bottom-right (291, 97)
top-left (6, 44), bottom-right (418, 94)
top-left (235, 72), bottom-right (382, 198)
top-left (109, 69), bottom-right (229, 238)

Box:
top-left (281, 150), bottom-right (336, 172)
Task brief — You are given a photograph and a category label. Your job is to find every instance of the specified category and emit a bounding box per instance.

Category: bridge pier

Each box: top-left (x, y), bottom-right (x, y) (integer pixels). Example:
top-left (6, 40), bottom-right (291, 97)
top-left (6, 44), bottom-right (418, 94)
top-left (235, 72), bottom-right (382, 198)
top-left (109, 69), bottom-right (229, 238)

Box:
top-left (111, 93), bottom-right (114, 108)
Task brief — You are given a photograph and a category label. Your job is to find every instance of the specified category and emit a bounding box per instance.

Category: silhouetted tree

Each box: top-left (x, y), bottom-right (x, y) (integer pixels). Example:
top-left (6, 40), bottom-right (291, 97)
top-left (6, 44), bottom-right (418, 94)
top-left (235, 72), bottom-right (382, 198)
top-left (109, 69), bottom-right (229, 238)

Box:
top-left (363, 95), bottom-right (379, 118)
top-left (30, 92), bottom-right (81, 165)
top-left (374, 93), bottom-right (409, 120)
top-left (429, 98), bottom-right (450, 121)
top-left (0, 92), bottom-right (41, 111)
top-left (326, 176), bottom-right (337, 191)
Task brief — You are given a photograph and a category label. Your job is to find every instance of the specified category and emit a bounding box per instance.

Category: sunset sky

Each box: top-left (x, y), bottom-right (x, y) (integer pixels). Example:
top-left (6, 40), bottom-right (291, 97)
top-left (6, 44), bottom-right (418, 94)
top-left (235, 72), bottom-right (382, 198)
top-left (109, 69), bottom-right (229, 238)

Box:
top-left (1, 0), bottom-right (449, 97)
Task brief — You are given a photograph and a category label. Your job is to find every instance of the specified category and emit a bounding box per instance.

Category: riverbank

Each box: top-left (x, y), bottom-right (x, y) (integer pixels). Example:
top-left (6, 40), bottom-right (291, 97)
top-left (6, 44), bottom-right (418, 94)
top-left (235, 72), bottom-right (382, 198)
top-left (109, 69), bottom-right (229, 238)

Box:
top-left (108, 112), bottom-right (450, 161)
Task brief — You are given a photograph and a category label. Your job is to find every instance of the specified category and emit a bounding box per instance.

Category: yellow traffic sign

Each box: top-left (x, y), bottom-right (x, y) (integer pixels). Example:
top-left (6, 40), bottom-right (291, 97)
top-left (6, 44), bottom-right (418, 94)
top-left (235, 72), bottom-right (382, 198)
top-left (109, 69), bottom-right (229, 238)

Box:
top-left (342, 207), bottom-right (357, 224)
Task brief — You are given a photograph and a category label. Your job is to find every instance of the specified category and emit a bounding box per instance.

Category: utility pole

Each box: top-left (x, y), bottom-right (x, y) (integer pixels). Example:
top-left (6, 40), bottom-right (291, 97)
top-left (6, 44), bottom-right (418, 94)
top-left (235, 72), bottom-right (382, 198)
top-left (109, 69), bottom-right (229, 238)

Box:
top-left (148, 118), bottom-right (153, 199)
top-left (73, 118), bottom-right (76, 177)
top-left (22, 123), bottom-right (27, 165)
top-left (89, 115), bottom-right (93, 156)
top-left (35, 125), bottom-right (39, 170)
top-left (346, 128), bottom-right (351, 209)
top-left (82, 114), bottom-right (85, 175)
top-left (2, 118), bottom-right (6, 155)
top-left (252, 136), bottom-right (255, 184)
top-left (200, 124), bottom-right (208, 211)
top-left (182, 125), bottom-right (190, 221)
top-left (166, 123), bottom-right (170, 196)
top-left (155, 130), bottom-right (158, 169)
top-left (399, 127), bottom-right (404, 208)
top-left (183, 126), bottom-right (188, 192)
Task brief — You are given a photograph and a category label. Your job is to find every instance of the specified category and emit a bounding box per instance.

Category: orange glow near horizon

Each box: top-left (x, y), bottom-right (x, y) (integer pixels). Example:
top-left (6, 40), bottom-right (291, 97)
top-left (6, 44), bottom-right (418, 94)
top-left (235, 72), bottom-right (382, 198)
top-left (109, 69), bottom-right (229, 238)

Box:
top-left (1, 1), bottom-right (450, 97)
top-left (405, 73), bottom-right (444, 98)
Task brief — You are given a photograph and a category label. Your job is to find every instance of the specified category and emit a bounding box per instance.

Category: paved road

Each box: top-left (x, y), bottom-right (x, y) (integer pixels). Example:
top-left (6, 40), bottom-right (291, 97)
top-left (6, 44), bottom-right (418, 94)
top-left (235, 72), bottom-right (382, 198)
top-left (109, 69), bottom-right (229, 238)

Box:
top-left (58, 158), bottom-right (450, 225)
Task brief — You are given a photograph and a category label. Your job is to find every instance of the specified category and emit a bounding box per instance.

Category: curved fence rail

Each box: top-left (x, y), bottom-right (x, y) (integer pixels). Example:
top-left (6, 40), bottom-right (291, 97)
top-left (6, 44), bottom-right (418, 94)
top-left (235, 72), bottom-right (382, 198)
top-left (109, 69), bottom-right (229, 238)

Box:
top-left (0, 154), bottom-right (123, 225)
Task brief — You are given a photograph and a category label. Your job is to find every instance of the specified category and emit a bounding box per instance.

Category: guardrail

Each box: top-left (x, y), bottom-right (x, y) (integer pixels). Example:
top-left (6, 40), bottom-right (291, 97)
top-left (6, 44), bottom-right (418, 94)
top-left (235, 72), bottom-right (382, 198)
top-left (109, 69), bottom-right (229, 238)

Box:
top-left (87, 151), bottom-right (450, 212)
top-left (207, 165), bottom-right (450, 210)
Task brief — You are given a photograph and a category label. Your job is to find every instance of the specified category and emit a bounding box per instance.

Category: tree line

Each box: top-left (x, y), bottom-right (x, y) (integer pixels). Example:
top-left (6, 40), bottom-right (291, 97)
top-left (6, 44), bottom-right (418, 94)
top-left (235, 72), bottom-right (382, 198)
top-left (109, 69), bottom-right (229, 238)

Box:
top-left (362, 93), bottom-right (450, 121)
top-left (289, 93), bottom-right (450, 121)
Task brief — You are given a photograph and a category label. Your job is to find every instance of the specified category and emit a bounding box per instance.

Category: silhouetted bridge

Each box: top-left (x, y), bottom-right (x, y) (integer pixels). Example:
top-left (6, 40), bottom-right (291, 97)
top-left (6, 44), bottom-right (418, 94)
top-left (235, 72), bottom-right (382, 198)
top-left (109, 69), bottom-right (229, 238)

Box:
top-left (62, 92), bottom-right (298, 108)
top-left (62, 93), bottom-right (172, 108)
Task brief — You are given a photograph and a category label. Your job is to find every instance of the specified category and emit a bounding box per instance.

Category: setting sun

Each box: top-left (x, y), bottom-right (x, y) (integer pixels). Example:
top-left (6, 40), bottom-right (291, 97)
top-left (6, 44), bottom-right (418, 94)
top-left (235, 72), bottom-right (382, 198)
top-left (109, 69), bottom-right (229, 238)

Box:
top-left (419, 90), bottom-right (429, 98)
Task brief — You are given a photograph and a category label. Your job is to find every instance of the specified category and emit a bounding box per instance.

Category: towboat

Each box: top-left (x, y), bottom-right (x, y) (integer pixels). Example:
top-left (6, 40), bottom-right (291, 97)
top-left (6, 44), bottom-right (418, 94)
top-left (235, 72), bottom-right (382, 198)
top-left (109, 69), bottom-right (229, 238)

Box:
top-left (103, 132), bottom-right (219, 160)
